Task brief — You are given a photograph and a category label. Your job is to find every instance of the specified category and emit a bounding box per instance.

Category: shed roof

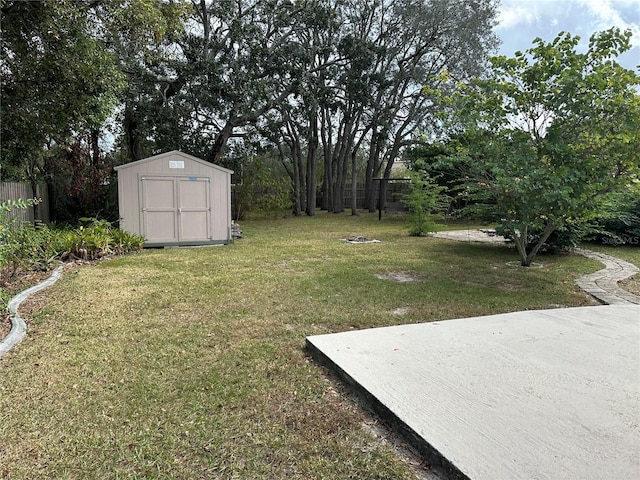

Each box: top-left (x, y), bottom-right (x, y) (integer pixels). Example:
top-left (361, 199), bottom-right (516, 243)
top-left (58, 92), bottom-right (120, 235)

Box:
top-left (114, 150), bottom-right (234, 174)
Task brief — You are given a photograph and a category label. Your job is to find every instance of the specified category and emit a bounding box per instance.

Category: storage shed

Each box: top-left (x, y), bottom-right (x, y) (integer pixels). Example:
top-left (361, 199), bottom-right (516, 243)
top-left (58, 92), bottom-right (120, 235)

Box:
top-left (115, 151), bottom-right (233, 247)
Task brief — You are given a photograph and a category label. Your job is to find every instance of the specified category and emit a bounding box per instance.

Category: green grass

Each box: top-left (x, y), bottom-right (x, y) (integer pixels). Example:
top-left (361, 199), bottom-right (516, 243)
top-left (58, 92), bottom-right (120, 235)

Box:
top-left (0, 212), bottom-right (619, 479)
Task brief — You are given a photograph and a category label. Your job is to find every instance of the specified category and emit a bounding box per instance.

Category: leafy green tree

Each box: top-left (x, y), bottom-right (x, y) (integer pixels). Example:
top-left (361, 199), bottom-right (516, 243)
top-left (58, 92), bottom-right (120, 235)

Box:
top-left (1, 0), bottom-right (125, 176)
top-left (115, 0), bottom-right (330, 165)
top-left (319, 0), bottom-right (499, 214)
top-left (230, 148), bottom-right (292, 221)
top-left (441, 29), bottom-right (640, 266)
top-left (101, 0), bottom-right (193, 161)
top-left (1, 0), bottom-right (189, 220)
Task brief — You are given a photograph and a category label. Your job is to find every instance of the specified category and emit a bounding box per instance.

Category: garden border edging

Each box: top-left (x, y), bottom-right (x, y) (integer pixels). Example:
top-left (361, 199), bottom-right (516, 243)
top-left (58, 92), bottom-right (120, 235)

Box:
top-left (0, 265), bottom-right (65, 358)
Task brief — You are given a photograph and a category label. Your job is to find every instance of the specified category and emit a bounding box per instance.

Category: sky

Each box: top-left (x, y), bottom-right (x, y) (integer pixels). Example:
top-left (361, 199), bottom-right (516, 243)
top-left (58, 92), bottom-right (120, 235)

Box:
top-left (494, 0), bottom-right (640, 70)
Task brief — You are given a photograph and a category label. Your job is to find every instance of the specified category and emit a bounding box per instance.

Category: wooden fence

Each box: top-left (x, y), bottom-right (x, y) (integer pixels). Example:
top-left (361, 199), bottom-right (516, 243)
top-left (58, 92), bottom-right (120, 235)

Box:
top-left (342, 180), bottom-right (410, 211)
top-left (0, 182), bottom-right (50, 224)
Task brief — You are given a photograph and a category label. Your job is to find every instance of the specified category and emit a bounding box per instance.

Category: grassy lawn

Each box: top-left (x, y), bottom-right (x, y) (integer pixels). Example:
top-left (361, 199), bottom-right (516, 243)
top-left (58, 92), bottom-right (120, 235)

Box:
top-left (0, 212), bottom-right (615, 479)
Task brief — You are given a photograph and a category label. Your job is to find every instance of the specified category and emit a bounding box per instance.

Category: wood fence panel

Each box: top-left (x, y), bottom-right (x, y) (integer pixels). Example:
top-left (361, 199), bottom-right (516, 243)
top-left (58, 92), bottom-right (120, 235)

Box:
top-left (0, 182), bottom-right (50, 224)
top-left (342, 182), bottom-right (410, 211)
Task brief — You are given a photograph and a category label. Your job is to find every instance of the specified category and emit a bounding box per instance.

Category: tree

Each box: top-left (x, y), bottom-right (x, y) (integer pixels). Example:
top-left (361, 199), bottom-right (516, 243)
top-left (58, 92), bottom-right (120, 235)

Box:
top-left (97, 0), bottom-right (190, 162)
top-left (258, 1), bottom-right (340, 216)
top-left (130, 0), bottom-right (497, 217)
top-left (2, 0), bottom-right (499, 221)
top-left (320, 0), bottom-right (496, 213)
top-left (1, 0), bottom-right (125, 176)
top-left (361, 0), bottom-right (499, 215)
top-left (441, 29), bottom-right (640, 266)
top-left (116, 0), bottom-right (333, 165)
top-left (1, 0), bottom-right (130, 221)
top-left (271, 0), bottom-right (498, 215)
top-left (1, 0), bottom-right (189, 220)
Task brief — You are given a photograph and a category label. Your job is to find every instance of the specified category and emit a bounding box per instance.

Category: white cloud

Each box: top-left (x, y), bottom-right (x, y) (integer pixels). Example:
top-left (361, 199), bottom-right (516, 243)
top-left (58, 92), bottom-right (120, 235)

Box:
top-left (495, 2), bottom-right (539, 31)
top-left (494, 0), bottom-right (640, 69)
top-left (580, 0), bottom-right (640, 33)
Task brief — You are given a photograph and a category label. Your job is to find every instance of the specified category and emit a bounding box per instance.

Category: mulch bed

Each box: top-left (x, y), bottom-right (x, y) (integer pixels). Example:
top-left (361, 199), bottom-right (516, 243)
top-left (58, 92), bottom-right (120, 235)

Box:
top-left (1, 313), bottom-right (10, 341)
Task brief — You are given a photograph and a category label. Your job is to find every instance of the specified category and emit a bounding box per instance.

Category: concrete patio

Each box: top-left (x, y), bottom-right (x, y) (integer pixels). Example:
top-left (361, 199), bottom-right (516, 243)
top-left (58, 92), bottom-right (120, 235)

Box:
top-left (307, 305), bottom-right (640, 480)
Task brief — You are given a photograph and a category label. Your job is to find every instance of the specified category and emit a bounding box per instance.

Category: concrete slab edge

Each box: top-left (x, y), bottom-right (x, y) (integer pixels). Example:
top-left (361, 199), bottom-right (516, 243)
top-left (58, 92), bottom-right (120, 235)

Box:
top-left (305, 337), bottom-right (469, 480)
top-left (305, 240), bottom-right (640, 477)
top-left (0, 265), bottom-right (65, 358)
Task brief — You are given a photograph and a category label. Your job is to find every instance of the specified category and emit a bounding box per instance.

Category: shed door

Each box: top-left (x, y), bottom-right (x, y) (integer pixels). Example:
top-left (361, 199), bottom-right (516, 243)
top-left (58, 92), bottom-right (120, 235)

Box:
top-left (141, 177), bottom-right (178, 243)
top-left (177, 177), bottom-right (211, 242)
top-left (141, 176), bottom-right (211, 243)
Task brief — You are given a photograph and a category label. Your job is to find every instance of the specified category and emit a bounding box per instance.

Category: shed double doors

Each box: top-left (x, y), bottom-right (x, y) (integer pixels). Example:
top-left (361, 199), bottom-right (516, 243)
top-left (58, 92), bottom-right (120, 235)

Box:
top-left (141, 176), bottom-right (211, 243)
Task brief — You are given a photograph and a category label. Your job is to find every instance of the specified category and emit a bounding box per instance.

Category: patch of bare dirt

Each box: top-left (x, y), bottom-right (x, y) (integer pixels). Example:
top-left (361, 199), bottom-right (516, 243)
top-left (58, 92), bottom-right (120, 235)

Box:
top-left (342, 235), bottom-right (382, 244)
top-left (390, 306), bottom-right (411, 316)
top-left (376, 272), bottom-right (421, 282)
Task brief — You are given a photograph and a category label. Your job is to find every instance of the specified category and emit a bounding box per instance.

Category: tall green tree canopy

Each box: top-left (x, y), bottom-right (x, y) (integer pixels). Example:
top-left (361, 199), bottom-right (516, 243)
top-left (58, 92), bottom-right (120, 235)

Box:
top-left (1, 0), bottom-right (498, 220)
top-left (263, 0), bottom-right (499, 214)
top-left (440, 28), bottom-right (640, 266)
top-left (0, 0), bottom-right (125, 179)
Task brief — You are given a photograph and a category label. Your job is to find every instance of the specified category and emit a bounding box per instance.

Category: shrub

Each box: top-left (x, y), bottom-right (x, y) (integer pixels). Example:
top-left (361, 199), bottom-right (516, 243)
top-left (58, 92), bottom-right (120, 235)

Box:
top-left (60, 218), bottom-right (143, 260)
top-left (1, 198), bottom-right (41, 276)
top-left (495, 219), bottom-right (598, 255)
top-left (592, 186), bottom-right (640, 247)
top-left (2, 221), bottom-right (59, 273)
top-left (402, 171), bottom-right (448, 236)
top-left (496, 186), bottom-right (640, 253)
top-left (231, 156), bottom-right (292, 220)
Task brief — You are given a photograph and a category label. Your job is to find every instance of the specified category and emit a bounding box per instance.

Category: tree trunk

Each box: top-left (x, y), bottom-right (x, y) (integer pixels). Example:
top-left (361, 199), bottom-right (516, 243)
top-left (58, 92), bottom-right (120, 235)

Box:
top-left (332, 110), bottom-right (360, 214)
top-left (514, 223), bottom-right (556, 266)
top-left (320, 107), bottom-right (332, 211)
top-left (332, 150), bottom-right (345, 213)
top-left (377, 142), bottom-right (401, 216)
top-left (89, 129), bottom-right (100, 166)
top-left (29, 177), bottom-right (39, 225)
top-left (305, 112), bottom-right (318, 216)
top-left (365, 134), bottom-right (384, 212)
top-left (292, 136), bottom-right (303, 216)
top-left (332, 130), bottom-right (350, 214)
top-left (42, 154), bottom-right (57, 223)
top-left (124, 105), bottom-right (143, 161)
top-left (350, 147), bottom-right (358, 215)
top-left (207, 117), bottom-right (236, 164)
top-left (297, 141), bottom-right (306, 214)
top-left (278, 142), bottom-right (301, 216)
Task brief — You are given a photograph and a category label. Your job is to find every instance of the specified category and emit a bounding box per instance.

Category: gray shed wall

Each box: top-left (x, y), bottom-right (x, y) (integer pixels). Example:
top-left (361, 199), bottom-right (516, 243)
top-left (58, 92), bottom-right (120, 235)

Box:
top-left (115, 151), bottom-right (233, 246)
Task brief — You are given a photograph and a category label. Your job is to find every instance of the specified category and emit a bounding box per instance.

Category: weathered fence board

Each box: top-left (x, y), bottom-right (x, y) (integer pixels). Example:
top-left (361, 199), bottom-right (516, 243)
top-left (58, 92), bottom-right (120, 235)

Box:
top-left (0, 182), bottom-right (50, 224)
